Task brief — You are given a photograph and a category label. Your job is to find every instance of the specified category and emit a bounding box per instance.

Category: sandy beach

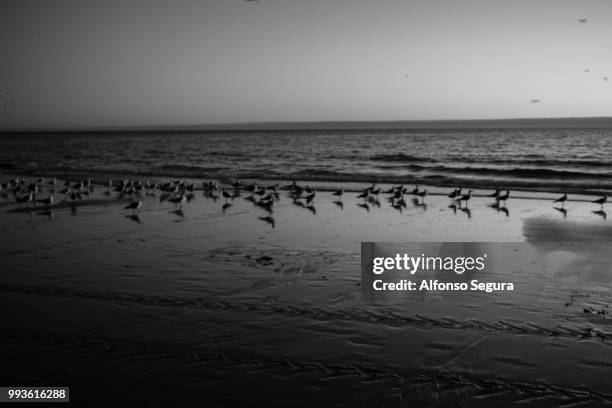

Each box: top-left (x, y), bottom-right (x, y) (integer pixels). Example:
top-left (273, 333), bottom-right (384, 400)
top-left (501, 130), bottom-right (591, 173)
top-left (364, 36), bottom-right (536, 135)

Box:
top-left (1, 173), bottom-right (612, 407)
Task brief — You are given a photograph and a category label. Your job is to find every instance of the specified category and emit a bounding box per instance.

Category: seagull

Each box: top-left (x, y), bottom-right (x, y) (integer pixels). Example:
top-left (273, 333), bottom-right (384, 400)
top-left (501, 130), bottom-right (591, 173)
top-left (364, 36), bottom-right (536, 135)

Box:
top-left (458, 190), bottom-right (472, 207)
top-left (592, 195), bottom-right (607, 209)
top-left (530, 99), bottom-right (540, 103)
top-left (36, 194), bottom-right (54, 206)
top-left (222, 189), bottom-right (233, 202)
top-left (125, 200), bottom-right (142, 211)
top-left (585, 69), bottom-right (590, 72)
top-left (416, 189), bottom-right (427, 203)
top-left (488, 186), bottom-right (500, 199)
top-left (410, 185), bottom-right (420, 195)
top-left (304, 190), bottom-right (316, 205)
top-left (577, 18), bottom-right (587, 23)
top-left (498, 190), bottom-right (510, 205)
top-left (604, 77), bottom-right (609, 82)
top-left (357, 190), bottom-right (369, 199)
top-left (554, 193), bottom-right (567, 207)
top-left (332, 187), bottom-right (344, 199)
top-left (448, 188), bottom-right (461, 199)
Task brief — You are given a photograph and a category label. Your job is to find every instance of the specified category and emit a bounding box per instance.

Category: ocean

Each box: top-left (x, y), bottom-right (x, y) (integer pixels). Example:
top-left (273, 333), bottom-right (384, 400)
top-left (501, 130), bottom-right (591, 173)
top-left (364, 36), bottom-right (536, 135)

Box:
top-left (1, 127), bottom-right (612, 194)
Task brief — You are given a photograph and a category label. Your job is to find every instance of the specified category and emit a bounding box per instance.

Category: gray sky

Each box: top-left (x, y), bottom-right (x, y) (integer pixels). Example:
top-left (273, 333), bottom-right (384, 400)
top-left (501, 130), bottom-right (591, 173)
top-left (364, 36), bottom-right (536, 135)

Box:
top-left (0, 0), bottom-right (611, 129)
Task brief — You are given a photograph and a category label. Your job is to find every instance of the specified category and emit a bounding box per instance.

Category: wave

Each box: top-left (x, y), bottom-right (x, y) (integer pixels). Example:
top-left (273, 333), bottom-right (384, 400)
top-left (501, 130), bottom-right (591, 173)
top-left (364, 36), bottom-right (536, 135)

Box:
top-left (369, 154), bottom-right (611, 169)
top-left (376, 164), bottom-right (612, 179)
top-left (369, 153), bottom-right (438, 163)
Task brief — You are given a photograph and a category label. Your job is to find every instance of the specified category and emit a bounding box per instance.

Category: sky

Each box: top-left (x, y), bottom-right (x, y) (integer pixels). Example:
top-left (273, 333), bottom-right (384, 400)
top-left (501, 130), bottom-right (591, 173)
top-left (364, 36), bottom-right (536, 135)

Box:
top-left (0, 0), bottom-right (611, 129)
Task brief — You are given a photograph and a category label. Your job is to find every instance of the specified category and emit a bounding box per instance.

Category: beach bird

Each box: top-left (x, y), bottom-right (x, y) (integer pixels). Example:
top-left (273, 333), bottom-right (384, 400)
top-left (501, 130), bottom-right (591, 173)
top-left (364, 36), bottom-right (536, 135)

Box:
top-left (410, 185), bottom-right (420, 195)
top-left (256, 198), bottom-right (274, 214)
top-left (222, 189), bottom-right (233, 202)
top-left (417, 189), bottom-right (427, 203)
top-left (498, 190), bottom-right (510, 205)
top-left (577, 18), bottom-right (587, 23)
top-left (332, 187), bottom-right (344, 199)
top-left (304, 190), bottom-right (316, 205)
top-left (36, 194), bottom-right (54, 206)
top-left (448, 188), bottom-right (460, 199)
top-left (604, 77), bottom-right (609, 82)
top-left (16, 192), bottom-right (33, 205)
top-left (458, 190), bottom-right (472, 206)
top-left (392, 189), bottom-right (404, 200)
top-left (125, 200), bottom-right (143, 211)
top-left (554, 193), bottom-right (567, 207)
top-left (169, 195), bottom-right (187, 207)
top-left (488, 186), bottom-right (500, 199)
top-left (530, 99), bottom-right (540, 103)
top-left (357, 190), bottom-right (369, 199)
top-left (592, 195), bottom-right (607, 209)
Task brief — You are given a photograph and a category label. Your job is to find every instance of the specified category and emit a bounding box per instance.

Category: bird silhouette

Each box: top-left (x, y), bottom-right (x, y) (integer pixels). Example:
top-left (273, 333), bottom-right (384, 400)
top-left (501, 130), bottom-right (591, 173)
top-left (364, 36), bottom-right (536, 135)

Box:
top-left (124, 200), bottom-right (142, 211)
top-left (554, 193), bottom-right (567, 207)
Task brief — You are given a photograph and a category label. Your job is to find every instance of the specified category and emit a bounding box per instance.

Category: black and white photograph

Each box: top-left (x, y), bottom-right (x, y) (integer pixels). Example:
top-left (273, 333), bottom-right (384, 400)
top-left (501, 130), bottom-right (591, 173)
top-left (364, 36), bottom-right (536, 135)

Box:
top-left (1, 1), bottom-right (612, 406)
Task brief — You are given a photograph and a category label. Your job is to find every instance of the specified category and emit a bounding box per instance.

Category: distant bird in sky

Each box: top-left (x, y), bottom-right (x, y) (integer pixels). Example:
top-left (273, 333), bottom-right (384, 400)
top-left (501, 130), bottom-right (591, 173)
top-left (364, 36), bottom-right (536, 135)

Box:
top-left (530, 99), bottom-right (540, 103)
top-left (577, 18), bottom-right (588, 23)
top-left (404, 74), bottom-right (410, 78)
top-left (584, 69), bottom-right (590, 72)
top-left (604, 77), bottom-right (609, 82)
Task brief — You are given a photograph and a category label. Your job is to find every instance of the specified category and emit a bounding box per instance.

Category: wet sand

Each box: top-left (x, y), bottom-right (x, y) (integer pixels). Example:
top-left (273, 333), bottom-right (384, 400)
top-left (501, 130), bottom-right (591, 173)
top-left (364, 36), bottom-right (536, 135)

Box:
top-left (1, 175), bottom-right (612, 407)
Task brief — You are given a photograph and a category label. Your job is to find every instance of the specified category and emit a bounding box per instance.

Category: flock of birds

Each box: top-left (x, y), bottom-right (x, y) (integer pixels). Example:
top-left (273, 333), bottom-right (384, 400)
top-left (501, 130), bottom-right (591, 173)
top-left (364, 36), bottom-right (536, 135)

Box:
top-left (1, 176), bottom-right (609, 226)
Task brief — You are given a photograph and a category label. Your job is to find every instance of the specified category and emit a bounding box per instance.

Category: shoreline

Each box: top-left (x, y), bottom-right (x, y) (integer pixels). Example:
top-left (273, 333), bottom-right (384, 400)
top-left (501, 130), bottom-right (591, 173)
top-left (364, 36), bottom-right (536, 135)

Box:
top-left (2, 168), bottom-right (611, 200)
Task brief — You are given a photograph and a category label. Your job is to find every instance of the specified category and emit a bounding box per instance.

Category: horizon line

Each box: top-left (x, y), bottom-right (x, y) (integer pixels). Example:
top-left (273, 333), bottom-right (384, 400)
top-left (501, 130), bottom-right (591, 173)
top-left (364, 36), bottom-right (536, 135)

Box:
top-left (3, 115), bottom-right (612, 133)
